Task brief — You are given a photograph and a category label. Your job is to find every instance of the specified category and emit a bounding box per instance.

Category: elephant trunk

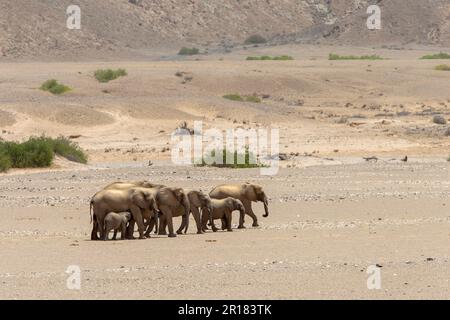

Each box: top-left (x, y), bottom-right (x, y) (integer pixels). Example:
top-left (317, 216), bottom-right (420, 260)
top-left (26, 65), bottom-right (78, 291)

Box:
top-left (263, 198), bottom-right (269, 217)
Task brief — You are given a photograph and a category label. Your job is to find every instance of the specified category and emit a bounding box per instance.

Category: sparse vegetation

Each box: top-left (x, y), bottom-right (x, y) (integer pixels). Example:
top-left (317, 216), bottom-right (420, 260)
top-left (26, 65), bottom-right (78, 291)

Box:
top-left (223, 94), bottom-right (244, 102)
top-left (244, 35), bottom-right (267, 45)
top-left (94, 69), bottom-right (127, 83)
top-left (223, 94), bottom-right (261, 103)
top-left (245, 95), bottom-right (261, 103)
top-left (434, 64), bottom-right (450, 71)
top-left (195, 147), bottom-right (264, 169)
top-left (40, 79), bottom-right (71, 95)
top-left (178, 47), bottom-right (200, 55)
top-left (0, 136), bottom-right (87, 172)
top-left (420, 52), bottom-right (450, 60)
top-left (246, 55), bottom-right (293, 61)
top-left (329, 53), bottom-right (384, 60)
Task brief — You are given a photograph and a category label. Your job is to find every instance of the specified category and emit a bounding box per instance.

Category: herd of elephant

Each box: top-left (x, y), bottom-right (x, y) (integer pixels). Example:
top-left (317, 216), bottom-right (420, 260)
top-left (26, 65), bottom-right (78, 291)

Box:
top-left (90, 181), bottom-right (270, 240)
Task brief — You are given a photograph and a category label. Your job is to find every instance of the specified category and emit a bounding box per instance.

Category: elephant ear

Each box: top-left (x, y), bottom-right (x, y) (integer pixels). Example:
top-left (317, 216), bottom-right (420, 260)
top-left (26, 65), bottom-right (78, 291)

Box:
top-left (172, 188), bottom-right (185, 203)
top-left (131, 190), bottom-right (147, 209)
top-left (149, 195), bottom-right (159, 212)
top-left (243, 184), bottom-right (257, 200)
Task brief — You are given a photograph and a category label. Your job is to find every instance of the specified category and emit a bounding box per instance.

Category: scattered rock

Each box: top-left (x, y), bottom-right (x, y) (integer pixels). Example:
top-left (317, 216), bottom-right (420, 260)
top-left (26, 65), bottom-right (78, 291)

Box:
top-left (432, 115), bottom-right (447, 125)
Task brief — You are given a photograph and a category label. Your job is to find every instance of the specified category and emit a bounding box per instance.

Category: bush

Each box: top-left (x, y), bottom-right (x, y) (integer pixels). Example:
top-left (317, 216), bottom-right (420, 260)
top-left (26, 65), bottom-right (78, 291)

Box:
top-left (0, 151), bottom-right (12, 172)
top-left (329, 53), bottom-right (384, 60)
top-left (178, 47), bottom-right (200, 55)
top-left (40, 79), bottom-right (71, 95)
top-left (0, 138), bottom-right (53, 168)
top-left (420, 53), bottom-right (450, 60)
top-left (435, 64), bottom-right (450, 71)
top-left (223, 94), bottom-right (261, 103)
top-left (245, 95), bottom-right (261, 103)
top-left (0, 136), bottom-right (87, 172)
top-left (246, 55), bottom-right (293, 61)
top-left (244, 35), bottom-right (267, 45)
top-left (195, 147), bottom-right (264, 168)
top-left (223, 94), bottom-right (244, 102)
top-left (94, 69), bottom-right (127, 83)
top-left (44, 136), bottom-right (88, 163)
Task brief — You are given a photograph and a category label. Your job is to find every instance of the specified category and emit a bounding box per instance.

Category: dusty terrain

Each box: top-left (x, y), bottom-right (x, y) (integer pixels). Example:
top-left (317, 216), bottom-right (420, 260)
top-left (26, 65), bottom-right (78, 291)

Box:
top-left (0, 162), bottom-right (449, 299)
top-left (0, 45), bottom-right (450, 299)
top-left (1, 0), bottom-right (450, 59)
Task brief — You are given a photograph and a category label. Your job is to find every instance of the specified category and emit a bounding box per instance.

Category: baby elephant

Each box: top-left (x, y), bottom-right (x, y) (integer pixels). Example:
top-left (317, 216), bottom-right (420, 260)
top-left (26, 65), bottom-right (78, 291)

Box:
top-left (104, 212), bottom-right (132, 240)
top-left (202, 197), bottom-right (245, 232)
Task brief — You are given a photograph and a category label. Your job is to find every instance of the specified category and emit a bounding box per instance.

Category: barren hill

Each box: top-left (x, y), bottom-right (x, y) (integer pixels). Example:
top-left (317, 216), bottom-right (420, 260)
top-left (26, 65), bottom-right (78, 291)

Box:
top-left (0, 0), bottom-right (449, 59)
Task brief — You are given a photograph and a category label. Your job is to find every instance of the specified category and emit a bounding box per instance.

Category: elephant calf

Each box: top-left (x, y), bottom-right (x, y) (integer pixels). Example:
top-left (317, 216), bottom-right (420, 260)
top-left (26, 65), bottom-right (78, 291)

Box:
top-left (202, 197), bottom-right (245, 232)
top-left (104, 212), bottom-right (131, 240)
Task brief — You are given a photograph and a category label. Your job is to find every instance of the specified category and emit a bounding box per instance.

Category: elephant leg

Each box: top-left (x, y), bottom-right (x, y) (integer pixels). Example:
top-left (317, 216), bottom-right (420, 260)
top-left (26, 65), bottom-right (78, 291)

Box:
top-left (176, 214), bottom-right (186, 235)
top-left (160, 207), bottom-right (176, 237)
top-left (211, 220), bottom-right (218, 232)
top-left (243, 200), bottom-right (258, 227)
top-left (91, 218), bottom-right (99, 240)
top-left (112, 229), bottom-right (117, 240)
top-left (158, 215), bottom-right (167, 235)
top-left (103, 224), bottom-right (110, 241)
top-left (121, 223), bottom-right (127, 240)
top-left (226, 212), bottom-right (233, 232)
top-left (221, 218), bottom-right (227, 230)
top-left (191, 207), bottom-right (203, 234)
top-left (129, 205), bottom-right (146, 239)
top-left (145, 217), bottom-right (156, 237)
top-left (201, 210), bottom-right (209, 232)
top-left (96, 210), bottom-right (107, 239)
top-left (126, 219), bottom-right (136, 239)
top-left (154, 212), bottom-right (160, 234)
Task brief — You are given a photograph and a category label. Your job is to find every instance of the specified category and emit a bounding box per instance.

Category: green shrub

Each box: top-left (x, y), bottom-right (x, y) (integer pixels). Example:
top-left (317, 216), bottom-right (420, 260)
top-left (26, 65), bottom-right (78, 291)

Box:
top-left (244, 35), bottom-right (267, 45)
top-left (223, 94), bottom-right (261, 103)
top-left (245, 95), bottom-right (261, 103)
top-left (40, 79), bottom-right (71, 95)
top-left (329, 53), bottom-right (384, 60)
top-left (195, 147), bottom-right (264, 168)
top-left (0, 138), bottom-right (53, 168)
top-left (435, 64), bottom-right (450, 71)
top-left (0, 151), bottom-right (12, 172)
top-left (420, 53), bottom-right (450, 60)
top-left (94, 69), bottom-right (127, 83)
top-left (0, 136), bottom-right (87, 172)
top-left (178, 47), bottom-right (200, 55)
top-left (246, 55), bottom-right (293, 61)
top-left (43, 136), bottom-right (87, 164)
top-left (223, 94), bottom-right (244, 102)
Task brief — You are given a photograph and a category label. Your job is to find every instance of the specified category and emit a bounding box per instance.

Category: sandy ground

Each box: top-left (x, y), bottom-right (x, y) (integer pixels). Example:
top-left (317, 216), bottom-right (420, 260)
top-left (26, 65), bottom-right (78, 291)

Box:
top-left (0, 45), bottom-right (449, 299)
top-left (0, 161), bottom-right (449, 299)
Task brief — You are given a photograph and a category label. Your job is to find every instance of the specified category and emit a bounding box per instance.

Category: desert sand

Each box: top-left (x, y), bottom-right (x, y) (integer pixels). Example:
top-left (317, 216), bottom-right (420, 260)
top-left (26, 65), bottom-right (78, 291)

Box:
top-left (0, 45), bottom-right (449, 299)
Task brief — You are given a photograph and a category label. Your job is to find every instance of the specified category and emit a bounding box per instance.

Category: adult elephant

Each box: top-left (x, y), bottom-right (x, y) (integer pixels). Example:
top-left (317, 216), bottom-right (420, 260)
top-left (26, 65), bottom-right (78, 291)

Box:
top-left (154, 190), bottom-right (213, 235)
top-left (209, 183), bottom-right (269, 228)
top-left (134, 186), bottom-right (190, 238)
top-left (90, 187), bottom-right (158, 240)
top-left (90, 181), bottom-right (165, 239)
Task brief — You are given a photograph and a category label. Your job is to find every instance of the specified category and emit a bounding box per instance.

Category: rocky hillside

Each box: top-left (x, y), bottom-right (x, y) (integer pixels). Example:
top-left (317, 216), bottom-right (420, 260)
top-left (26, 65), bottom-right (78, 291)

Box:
top-left (0, 0), bottom-right (449, 59)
